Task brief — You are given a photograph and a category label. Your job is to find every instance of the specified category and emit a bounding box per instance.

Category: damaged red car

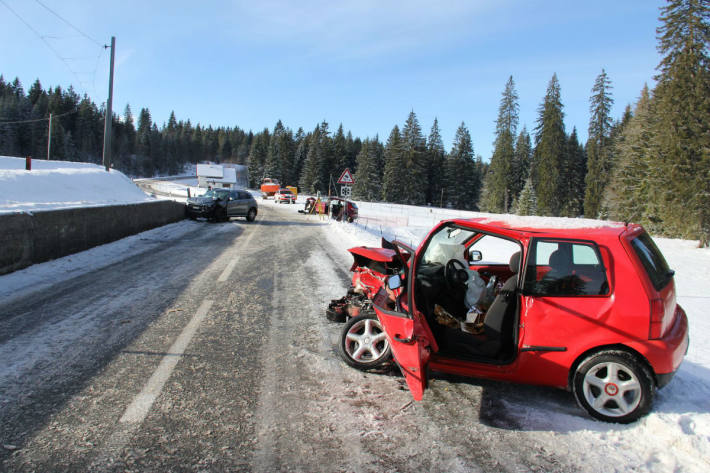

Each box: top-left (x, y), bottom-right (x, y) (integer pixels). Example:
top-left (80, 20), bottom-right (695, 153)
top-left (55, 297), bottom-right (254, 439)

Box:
top-left (335, 218), bottom-right (689, 423)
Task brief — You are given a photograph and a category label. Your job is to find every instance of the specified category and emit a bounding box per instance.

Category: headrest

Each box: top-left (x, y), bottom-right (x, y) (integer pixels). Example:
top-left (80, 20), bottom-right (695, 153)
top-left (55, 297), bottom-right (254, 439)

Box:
top-left (509, 251), bottom-right (521, 273)
top-left (549, 249), bottom-right (571, 272)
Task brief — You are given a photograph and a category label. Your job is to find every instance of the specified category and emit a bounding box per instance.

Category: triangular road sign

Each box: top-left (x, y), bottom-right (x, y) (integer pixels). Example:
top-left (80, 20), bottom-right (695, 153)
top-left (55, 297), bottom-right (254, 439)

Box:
top-left (337, 168), bottom-right (355, 184)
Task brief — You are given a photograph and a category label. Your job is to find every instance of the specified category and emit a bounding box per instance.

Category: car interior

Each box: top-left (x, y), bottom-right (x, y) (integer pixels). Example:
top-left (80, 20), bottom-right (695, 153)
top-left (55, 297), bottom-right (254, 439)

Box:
top-left (412, 224), bottom-right (521, 363)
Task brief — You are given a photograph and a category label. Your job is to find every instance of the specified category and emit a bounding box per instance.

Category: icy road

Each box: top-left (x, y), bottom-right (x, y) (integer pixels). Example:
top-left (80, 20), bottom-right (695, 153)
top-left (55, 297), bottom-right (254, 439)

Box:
top-left (1, 202), bottom-right (708, 472)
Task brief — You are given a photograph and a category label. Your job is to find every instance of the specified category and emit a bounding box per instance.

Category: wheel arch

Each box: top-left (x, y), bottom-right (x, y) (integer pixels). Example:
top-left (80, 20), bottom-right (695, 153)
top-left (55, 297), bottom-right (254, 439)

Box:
top-left (567, 343), bottom-right (657, 391)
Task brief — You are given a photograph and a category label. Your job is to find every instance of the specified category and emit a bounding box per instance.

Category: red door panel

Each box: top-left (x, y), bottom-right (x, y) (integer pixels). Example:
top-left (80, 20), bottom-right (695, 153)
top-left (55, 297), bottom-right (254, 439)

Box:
top-left (373, 304), bottom-right (430, 400)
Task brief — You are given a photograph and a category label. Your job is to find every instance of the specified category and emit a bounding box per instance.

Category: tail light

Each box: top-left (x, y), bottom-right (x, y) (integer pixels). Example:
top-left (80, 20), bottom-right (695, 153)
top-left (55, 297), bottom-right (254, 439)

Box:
top-left (649, 298), bottom-right (665, 339)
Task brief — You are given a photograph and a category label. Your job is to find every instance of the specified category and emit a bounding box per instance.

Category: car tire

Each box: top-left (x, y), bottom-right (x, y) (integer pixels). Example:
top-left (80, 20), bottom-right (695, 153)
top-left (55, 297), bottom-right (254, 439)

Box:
top-left (246, 208), bottom-right (257, 222)
top-left (339, 313), bottom-right (392, 370)
top-left (572, 350), bottom-right (654, 423)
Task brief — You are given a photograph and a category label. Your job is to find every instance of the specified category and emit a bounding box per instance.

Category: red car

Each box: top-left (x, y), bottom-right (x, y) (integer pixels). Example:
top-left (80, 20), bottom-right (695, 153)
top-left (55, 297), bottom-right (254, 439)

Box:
top-left (274, 188), bottom-right (296, 204)
top-left (344, 218), bottom-right (688, 423)
top-left (301, 197), bottom-right (359, 222)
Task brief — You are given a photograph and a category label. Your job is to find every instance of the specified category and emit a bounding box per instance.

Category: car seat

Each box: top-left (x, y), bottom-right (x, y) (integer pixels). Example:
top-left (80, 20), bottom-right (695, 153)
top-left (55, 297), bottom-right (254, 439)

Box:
top-left (475, 251), bottom-right (520, 356)
top-left (439, 251), bottom-right (520, 360)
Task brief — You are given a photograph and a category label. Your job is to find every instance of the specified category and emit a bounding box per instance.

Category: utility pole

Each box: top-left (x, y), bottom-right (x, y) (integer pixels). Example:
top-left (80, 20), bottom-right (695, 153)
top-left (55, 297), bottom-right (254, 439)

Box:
top-left (102, 36), bottom-right (115, 172)
top-left (46, 113), bottom-right (52, 159)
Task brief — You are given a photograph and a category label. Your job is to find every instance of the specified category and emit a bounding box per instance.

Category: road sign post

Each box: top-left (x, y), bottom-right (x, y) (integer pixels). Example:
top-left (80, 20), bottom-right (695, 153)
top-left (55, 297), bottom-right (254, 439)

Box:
top-left (337, 168), bottom-right (354, 199)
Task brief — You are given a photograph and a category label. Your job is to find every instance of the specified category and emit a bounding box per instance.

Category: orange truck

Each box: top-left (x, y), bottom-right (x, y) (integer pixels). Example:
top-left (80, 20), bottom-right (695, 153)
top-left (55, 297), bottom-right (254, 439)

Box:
top-left (260, 178), bottom-right (280, 199)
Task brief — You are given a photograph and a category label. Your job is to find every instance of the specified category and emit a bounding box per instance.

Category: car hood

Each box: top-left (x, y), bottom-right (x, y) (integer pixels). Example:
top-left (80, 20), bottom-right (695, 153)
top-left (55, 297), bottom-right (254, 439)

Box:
top-left (187, 197), bottom-right (215, 205)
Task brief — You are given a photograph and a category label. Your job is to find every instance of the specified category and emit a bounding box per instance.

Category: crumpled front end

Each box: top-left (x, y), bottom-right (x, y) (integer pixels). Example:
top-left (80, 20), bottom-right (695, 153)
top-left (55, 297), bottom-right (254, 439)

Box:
top-left (326, 245), bottom-right (405, 322)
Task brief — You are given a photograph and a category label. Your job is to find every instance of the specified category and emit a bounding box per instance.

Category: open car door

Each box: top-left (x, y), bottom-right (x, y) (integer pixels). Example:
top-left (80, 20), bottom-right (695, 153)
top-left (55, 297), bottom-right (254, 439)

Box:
top-left (372, 302), bottom-right (431, 400)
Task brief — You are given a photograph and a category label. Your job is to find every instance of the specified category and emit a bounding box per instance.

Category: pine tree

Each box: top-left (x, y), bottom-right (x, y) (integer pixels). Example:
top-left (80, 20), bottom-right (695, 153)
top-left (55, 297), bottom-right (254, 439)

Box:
top-left (401, 111), bottom-right (427, 204)
top-left (333, 124), bottom-right (348, 174)
top-left (426, 119), bottom-right (446, 207)
top-left (584, 69), bottom-right (614, 218)
top-left (515, 177), bottom-right (538, 215)
top-left (264, 120), bottom-right (285, 181)
top-left (511, 127), bottom-right (532, 201)
top-left (345, 132), bottom-right (360, 172)
top-left (560, 128), bottom-right (586, 217)
top-left (446, 122), bottom-right (480, 210)
top-left (484, 76), bottom-right (519, 212)
top-left (292, 128), bottom-right (307, 189)
top-left (352, 138), bottom-right (383, 201)
top-left (533, 74), bottom-right (567, 216)
top-left (653, 0), bottom-right (710, 244)
top-left (313, 121), bottom-right (335, 196)
top-left (247, 128), bottom-right (269, 188)
top-left (608, 87), bottom-right (655, 224)
top-left (382, 125), bottom-right (406, 202)
top-left (299, 125), bottom-right (323, 194)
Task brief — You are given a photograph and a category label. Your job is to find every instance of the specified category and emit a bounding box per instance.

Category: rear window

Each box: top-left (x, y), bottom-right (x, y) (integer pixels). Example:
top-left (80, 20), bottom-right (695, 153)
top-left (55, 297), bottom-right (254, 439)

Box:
top-left (630, 232), bottom-right (672, 291)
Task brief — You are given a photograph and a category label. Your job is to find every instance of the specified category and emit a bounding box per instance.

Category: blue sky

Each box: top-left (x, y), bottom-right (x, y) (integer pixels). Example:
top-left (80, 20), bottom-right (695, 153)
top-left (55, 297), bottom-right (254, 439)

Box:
top-left (2, 0), bottom-right (665, 160)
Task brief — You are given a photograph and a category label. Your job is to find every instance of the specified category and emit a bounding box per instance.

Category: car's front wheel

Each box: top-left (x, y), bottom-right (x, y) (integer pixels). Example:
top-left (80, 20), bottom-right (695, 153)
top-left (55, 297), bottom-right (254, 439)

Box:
top-left (339, 313), bottom-right (391, 370)
top-left (572, 350), bottom-right (654, 423)
top-left (216, 206), bottom-right (229, 222)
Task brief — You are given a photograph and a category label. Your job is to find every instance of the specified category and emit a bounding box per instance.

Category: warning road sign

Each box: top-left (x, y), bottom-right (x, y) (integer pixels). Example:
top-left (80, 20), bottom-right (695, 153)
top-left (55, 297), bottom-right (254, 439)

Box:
top-left (337, 168), bottom-right (355, 185)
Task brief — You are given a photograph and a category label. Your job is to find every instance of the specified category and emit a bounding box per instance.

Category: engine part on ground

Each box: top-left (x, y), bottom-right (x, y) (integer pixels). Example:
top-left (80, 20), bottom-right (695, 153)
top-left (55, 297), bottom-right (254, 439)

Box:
top-left (326, 292), bottom-right (372, 323)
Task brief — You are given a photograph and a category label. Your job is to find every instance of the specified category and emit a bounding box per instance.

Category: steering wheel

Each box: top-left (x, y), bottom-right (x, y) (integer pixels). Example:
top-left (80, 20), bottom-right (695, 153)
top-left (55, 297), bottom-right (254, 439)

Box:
top-left (445, 259), bottom-right (469, 292)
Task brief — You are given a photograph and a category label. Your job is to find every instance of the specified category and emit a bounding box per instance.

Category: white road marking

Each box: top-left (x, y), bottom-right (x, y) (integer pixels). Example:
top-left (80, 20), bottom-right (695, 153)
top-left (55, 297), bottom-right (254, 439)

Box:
top-left (120, 299), bottom-right (214, 424)
top-left (90, 299), bottom-right (214, 469)
top-left (251, 270), bottom-right (280, 473)
top-left (218, 224), bottom-right (260, 282)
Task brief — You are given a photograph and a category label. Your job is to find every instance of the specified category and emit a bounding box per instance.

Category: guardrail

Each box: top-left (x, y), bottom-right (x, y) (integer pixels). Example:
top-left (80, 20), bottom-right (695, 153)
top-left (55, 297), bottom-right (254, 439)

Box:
top-left (0, 200), bottom-right (185, 275)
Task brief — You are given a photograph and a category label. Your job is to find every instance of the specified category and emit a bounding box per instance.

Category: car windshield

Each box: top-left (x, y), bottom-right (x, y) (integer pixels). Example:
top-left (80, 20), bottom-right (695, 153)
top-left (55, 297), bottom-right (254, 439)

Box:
top-left (202, 189), bottom-right (229, 199)
top-left (280, 189), bottom-right (292, 194)
top-left (421, 224), bottom-right (477, 265)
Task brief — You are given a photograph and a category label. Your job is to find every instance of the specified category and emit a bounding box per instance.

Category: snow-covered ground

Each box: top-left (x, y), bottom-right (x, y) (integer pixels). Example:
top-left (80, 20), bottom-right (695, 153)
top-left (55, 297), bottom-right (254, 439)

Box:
top-left (1, 160), bottom-right (709, 471)
top-left (0, 156), bottom-right (156, 214)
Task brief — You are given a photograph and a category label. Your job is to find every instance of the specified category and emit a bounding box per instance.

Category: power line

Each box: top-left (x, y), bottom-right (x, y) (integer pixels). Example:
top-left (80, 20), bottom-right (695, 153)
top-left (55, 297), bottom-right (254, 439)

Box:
top-left (33, 0), bottom-right (102, 47)
top-left (1, 0), bottom-right (87, 89)
top-left (0, 108), bottom-right (79, 126)
top-left (0, 0), bottom-right (106, 97)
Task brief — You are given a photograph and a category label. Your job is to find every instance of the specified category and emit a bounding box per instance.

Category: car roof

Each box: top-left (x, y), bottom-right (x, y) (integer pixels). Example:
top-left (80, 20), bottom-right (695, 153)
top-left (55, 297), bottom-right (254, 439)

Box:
top-left (448, 216), bottom-right (631, 240)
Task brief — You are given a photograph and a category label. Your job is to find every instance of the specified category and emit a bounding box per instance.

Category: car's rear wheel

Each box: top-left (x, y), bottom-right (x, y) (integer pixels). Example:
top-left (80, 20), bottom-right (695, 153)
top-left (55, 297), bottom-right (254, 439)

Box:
top-left (572, 350), bottom-right (653, 423)
top-left (246, 208), bottom-right (257, 222)
top-left (339, 313), bottom-right (391, 370)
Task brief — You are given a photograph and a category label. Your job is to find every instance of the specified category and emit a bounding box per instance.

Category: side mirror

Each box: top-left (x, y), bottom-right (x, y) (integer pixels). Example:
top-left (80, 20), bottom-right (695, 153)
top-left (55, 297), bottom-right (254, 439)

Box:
top-left (469, 250), bottom-right (482, 263)
top-left (387, 274), bottom-right (402, 290)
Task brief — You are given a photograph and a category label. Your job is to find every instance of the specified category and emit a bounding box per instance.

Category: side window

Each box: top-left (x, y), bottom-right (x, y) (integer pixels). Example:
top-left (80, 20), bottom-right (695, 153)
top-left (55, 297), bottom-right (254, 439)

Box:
top-left (524, 240), bottom-right (609, 296)
top-left (468, 234), bottom-right (520, 265)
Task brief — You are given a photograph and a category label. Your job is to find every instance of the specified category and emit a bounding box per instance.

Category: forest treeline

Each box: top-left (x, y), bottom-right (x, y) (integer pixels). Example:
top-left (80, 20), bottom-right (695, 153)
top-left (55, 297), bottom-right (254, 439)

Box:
top-left (1, 0), bottom-right (708, 244)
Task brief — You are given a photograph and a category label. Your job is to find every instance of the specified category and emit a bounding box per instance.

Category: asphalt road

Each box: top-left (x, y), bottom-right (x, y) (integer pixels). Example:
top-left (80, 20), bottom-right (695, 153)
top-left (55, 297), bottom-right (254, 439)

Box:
top-left (0, 203), bottom-right (582, 472)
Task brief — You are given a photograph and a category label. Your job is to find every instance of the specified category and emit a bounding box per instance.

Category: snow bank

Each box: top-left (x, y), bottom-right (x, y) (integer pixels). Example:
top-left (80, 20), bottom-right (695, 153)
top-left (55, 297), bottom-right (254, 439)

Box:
top-left (0, 156), bottom-right (154, 214)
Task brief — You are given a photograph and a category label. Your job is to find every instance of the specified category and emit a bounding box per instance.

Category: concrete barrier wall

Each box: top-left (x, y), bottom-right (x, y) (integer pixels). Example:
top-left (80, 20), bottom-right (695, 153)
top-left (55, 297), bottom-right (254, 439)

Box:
top-left (0, 200), bottom-right (185, 275)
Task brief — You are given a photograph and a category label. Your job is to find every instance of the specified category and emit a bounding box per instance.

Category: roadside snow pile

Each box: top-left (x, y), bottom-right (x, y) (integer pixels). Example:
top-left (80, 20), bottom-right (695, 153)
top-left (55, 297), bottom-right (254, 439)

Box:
top-left (0, 156), bottom-right (154, 214)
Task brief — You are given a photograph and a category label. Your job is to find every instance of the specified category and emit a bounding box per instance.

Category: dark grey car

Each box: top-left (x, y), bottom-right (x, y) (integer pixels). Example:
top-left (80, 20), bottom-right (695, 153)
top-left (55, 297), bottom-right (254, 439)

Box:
top-left (186, 188), bottom-right (258, 222)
